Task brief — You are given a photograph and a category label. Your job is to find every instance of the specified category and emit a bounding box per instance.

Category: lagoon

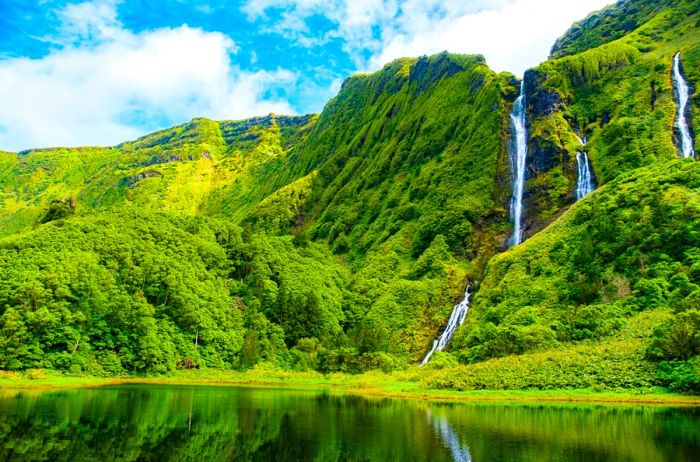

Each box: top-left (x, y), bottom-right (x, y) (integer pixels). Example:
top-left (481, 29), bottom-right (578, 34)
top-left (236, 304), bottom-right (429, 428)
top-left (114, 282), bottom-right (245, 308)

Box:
top-left (0, 385), bottom-right (698, 461)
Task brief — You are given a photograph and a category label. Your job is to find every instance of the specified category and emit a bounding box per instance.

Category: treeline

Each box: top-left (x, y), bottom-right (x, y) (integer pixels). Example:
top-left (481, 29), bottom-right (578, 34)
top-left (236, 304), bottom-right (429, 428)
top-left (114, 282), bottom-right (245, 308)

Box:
top-left (0, 211), bottom-right (462, 375)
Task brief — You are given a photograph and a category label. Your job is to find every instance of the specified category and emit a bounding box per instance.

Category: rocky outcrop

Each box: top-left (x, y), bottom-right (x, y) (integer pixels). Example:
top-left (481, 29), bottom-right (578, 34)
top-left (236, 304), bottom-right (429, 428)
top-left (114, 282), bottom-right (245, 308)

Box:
top-left (123, 170), bottom-right (163, 187)
top-left (142, 154), bottom-right (181, 167)
top-left (527, 138), bottom-right (563, 177)
top-left (521, 70), bottom-right (566, 178)
top-left (524, 70), bottom-right (562, 119)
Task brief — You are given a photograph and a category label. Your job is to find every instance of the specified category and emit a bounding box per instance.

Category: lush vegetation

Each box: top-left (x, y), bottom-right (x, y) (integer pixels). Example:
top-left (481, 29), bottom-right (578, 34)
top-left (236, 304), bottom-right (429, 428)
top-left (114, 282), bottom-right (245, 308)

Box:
top-left (0, 0), bottom-right (698, 395)
top-left (549, 0), bottom-right (685, 58)
top-left (517, 0), bottom-right (700, 236)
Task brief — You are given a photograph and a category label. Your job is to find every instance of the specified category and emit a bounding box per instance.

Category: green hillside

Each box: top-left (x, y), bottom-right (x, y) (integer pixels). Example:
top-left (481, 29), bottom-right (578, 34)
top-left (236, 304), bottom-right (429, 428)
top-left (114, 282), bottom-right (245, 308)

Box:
top-left (0, 0), bottom-right (698, 392)
top-left (519, 0), bottom-right (700, 236)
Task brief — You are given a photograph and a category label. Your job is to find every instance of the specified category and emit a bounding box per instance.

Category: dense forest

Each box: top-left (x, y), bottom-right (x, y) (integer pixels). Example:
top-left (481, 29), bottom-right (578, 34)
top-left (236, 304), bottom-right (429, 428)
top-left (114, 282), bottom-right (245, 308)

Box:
top-left (0, 0), bottom-right (699, 392)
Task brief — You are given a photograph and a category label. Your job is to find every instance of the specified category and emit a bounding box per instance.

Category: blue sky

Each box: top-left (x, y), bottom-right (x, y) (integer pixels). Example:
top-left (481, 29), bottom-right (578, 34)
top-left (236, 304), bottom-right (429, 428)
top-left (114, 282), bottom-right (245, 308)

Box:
top-left (0, 0), bottom-right (613, 151)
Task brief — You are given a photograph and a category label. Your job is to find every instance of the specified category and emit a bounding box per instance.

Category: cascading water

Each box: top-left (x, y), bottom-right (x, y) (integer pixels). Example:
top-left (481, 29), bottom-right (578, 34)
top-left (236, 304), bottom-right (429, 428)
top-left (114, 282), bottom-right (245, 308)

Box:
top-left (421, 285), bottom-right (471, 365)
top-left (509, 81), bottom-right (528, 246)
top-left (672, 53), bottom-right (695, 159)
top-left (575, 152), bottom-right (595, 200)
top-left (575, 136), bottom-right (595, 200)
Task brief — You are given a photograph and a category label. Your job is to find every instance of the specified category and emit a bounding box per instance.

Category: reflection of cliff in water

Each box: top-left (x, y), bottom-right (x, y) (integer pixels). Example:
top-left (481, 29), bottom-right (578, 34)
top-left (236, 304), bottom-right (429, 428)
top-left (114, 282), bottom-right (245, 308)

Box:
top-left (1, 387), bottom-right (699, 462)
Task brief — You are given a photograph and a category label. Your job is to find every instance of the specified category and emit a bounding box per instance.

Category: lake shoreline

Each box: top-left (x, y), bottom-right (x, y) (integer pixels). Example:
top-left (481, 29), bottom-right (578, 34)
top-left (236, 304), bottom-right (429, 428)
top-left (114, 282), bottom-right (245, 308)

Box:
top-left (2, 370), bottom-right (699, 406)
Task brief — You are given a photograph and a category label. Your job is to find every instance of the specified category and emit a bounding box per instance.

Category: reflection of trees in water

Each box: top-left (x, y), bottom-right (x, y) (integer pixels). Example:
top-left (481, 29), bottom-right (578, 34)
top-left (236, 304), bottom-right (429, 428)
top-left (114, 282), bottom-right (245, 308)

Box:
top-left (0, 386), bottom-right (285, 461)
top-left (428, 403), bottom-right (700, 462)
top-left (1, 388), bottom-right (699, 462)
top-left (0, 387), bottom-right (456, 462)
top-left (426, 410), bottom-right (472, 462)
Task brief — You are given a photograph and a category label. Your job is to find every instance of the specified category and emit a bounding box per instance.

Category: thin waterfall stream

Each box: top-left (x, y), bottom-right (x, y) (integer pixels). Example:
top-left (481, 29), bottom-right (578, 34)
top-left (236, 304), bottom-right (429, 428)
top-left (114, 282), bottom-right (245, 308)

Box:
top-left (509, 81), bottom-right (528, 246)
top-left (672, 52), bottom-right (695, 159)
top-left (575, 135), bottom-right (595, 200)
top-left (421, 285), bottom-right (471, 365)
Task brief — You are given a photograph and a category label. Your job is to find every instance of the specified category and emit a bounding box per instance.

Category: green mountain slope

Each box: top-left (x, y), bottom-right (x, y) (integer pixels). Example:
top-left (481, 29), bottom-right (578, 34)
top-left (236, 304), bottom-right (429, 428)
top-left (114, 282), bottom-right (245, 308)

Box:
top-left (0, 0), bottom-right (698, 391)
top-left (0, 115), bottom-right (317, 236)
top-left (520, 0), bottom-right (700, 237)
top-left (550, 0), bottom-right (681, 58)
top-left (455, 160), bottom-right (699, 358)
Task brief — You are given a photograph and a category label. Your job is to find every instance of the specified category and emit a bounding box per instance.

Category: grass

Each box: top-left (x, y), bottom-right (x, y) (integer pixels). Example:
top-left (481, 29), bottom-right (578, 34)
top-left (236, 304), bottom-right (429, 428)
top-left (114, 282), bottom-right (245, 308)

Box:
top-left (1, 369), bottom-right (698, 406)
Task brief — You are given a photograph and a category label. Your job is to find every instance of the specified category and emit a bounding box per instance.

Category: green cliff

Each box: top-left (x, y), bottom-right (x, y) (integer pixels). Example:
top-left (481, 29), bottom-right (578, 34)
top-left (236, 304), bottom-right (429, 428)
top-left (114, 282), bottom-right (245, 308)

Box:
top-left (0, 0), bottom-right (698, 392)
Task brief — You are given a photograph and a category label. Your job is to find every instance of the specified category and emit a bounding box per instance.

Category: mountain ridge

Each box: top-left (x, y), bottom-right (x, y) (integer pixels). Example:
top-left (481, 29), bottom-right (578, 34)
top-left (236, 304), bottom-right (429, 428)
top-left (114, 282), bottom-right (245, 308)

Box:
top-left (0, 0), bottom-right (698, 392)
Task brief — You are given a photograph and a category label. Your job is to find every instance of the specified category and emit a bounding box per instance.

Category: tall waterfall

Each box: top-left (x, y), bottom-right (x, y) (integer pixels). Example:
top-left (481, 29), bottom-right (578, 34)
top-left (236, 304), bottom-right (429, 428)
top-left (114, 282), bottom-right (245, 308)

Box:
top-left (509, 81), bottom-right (528, 246)
top-left (575, 136), bottom-right (595, 200)
top-left (421, 285), bottom-right (471, 365)
top-left (673, 53), bottom-right (695, 159)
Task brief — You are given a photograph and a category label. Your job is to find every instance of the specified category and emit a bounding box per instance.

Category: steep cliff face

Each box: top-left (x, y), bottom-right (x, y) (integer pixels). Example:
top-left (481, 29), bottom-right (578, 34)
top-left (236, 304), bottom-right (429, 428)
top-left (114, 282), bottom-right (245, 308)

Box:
top-left (285, 53), bottom-right (511, 260)
top-left (0, 52), bottom-right (518, 370)
top-left (517, 0), bottom-right (700, 240)
top-left (0, 1), bottom-right (699, 379)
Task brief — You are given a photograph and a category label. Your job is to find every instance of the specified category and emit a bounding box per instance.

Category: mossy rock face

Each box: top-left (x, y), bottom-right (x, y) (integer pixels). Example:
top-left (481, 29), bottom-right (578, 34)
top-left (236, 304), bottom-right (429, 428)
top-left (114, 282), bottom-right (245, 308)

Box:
top-left (524, 69), bottom-right (563, 119)
top-left (39, 198), bottom-right (76, 224)
top-left (549, 0), bottom-right (685, 59)
top-left (516, 0), bottom-right (700, 240)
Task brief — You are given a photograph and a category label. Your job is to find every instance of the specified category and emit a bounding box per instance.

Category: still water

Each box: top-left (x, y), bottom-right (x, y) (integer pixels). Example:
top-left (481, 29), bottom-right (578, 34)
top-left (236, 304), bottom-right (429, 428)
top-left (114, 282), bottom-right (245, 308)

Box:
top-left (0, 385), bottom-right (698, 461)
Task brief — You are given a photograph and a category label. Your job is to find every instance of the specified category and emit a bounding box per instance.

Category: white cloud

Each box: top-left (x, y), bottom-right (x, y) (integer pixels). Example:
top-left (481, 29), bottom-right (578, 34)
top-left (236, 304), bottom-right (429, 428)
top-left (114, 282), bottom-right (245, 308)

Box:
top-left (57, 0), bottom-right (123, 44)
top-left (242, 0), bottom-right (400, 64)
top-left (245, 0), bottom-right (615, 74)
top-left (370, 0), bottom-right (615, 75)
top-left (0, 1), bottom-right (296, 151)
top-left (1, 0), bottom-right (620, 151)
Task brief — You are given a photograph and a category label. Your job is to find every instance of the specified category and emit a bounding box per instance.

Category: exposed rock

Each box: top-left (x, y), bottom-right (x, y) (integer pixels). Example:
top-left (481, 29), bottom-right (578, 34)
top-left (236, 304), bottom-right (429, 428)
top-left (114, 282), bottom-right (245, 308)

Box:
top-left (123, 170), bottom-right (163, 187)
top-left (527, 138), bottom-right (560, 177)
top-left (524, 69), bottom-right (563, 119)
top-left (142, 154), bottom-right (181, 167)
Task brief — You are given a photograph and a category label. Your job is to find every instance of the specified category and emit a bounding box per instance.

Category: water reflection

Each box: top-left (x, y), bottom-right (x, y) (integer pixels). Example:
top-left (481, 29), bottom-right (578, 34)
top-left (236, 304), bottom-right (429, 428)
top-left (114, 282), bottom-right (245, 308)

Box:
top-left (0, 386), bottom-right (698, 461)
top-left (427, 409), bottom-right (472, 462)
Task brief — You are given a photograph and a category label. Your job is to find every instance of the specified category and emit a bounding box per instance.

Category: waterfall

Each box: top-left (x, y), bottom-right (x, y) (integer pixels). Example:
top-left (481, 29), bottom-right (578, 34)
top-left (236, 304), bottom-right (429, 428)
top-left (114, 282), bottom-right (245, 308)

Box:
top-left (421, 285), bottom-right (471, 365)
top-left (575, 136), bottom-right (595, 200)
top-left (509, 81), bottom-right (528, 246)
top-left (427, 410), bottom-right (473, 462)
top-left (672, 53), bottom-right (695, 159)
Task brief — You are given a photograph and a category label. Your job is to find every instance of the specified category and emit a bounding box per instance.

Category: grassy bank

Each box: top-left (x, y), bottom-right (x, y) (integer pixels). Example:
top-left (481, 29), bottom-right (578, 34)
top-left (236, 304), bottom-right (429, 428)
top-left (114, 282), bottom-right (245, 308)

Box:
top-left (1, 369), bottom-right (699, 406)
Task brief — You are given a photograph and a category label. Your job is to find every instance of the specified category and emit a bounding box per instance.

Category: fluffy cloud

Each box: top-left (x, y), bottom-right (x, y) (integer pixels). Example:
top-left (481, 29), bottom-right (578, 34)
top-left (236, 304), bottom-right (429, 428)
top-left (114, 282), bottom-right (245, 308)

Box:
top-left (370, 0), bottom-right (614, 74)
top-left (1, 0), bottom-right (618, 151)
top-left (242, 0), bottom-right (400, 60)
top-left (245, 0), bottom-right (614, 74)
top-left (0, 1), bottom-right (296, 151)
